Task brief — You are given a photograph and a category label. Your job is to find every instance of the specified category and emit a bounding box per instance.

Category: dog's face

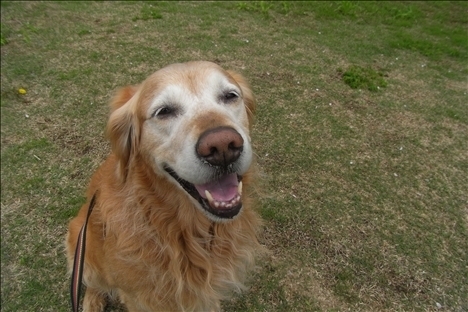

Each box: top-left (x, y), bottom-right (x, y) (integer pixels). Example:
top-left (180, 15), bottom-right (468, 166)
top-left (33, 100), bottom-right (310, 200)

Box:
top-left (107, 61), bottom-right (256, 222)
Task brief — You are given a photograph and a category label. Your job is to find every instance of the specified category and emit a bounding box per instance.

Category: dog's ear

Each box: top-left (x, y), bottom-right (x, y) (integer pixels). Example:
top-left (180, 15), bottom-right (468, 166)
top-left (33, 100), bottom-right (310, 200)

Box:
top-left (106, 86), bottom-right (140, 181)
top-left (109, 85), bottom-right (139, 111)
top-left (227, 71), bottom-right (256, 128)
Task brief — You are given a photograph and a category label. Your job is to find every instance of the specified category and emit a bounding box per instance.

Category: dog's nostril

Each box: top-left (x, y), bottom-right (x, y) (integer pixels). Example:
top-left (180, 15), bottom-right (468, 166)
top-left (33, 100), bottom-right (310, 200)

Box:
top-left (228, 142), bottom-right (238, 150)
top-left (196, 127), bottom-right (244, 167)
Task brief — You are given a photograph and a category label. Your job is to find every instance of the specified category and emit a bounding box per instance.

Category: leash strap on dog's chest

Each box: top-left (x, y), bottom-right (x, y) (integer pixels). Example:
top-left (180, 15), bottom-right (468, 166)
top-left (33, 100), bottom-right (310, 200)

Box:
top-left (70, 192), bottom-right (97, 312)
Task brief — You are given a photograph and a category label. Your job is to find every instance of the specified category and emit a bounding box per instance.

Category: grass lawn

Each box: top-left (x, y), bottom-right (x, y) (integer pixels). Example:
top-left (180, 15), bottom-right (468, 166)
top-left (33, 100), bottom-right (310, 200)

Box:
top-left (1, 1), bottom-right (467, 311)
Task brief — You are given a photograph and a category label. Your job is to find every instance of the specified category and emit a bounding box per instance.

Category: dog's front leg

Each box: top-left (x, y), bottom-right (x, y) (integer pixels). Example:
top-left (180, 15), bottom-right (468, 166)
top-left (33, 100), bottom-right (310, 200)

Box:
top-left (83, 287), bottom-right (107, 312)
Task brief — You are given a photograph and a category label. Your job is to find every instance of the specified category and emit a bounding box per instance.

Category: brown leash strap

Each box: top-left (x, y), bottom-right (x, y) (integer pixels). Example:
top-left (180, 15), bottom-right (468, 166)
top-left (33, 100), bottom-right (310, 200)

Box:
top-left (70, 192), bottom-right (97, 312)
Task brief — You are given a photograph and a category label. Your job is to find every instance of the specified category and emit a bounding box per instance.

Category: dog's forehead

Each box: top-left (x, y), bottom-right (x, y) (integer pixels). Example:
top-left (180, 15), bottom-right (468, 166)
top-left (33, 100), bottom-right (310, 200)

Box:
top-left (141, 62), bottom-right (239, 110)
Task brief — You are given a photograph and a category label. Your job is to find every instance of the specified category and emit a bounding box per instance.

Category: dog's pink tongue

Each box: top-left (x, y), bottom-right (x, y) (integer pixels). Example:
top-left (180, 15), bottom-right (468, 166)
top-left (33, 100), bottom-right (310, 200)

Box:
top-left (195, 173), bottom-right (239, 202)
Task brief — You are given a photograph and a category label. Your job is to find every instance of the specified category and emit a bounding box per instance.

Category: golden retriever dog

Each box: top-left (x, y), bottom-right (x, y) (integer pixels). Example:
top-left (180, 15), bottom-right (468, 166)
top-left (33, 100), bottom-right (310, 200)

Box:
top-left (66, 61), bottom-right (263, 312)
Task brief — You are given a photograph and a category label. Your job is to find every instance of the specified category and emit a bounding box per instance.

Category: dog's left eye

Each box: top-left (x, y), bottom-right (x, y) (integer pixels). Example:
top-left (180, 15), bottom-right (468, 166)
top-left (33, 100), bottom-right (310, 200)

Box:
top-left (222, 91), bottom-right (239, 103)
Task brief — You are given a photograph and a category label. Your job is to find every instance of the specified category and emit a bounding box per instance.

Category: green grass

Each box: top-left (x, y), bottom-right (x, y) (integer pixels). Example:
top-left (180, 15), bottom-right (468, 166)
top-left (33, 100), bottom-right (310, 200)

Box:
top-left (1, 1), bottom-right (467, 311)
top-left (132, 3), bottom-right (163, 21)
top-left (341, 65), bottom-right (388, 91)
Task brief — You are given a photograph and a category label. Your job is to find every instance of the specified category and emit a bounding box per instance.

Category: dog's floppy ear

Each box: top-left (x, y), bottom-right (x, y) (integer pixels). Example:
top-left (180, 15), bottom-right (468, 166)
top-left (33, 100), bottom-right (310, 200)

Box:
top-left (227, 70), bottom-right (256, 128)
top-left (106, 85), bottom-right (140, 181)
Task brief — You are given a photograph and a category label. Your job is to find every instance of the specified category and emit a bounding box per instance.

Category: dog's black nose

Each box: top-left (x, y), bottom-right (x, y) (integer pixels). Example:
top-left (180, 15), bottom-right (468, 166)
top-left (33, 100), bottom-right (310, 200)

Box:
top-left (196, 127), bottom-right (244, 167)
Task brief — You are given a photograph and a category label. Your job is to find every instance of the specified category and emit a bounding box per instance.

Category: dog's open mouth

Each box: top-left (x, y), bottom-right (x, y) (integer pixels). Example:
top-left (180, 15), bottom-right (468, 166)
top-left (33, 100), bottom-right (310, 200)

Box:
top-left (164, 167), bottom-right (243, 219)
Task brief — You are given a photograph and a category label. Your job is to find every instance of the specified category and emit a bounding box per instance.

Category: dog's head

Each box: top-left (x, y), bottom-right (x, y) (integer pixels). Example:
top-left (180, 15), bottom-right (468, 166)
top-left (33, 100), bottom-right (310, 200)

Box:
top-left (106, 61), bottom-right (256, 222)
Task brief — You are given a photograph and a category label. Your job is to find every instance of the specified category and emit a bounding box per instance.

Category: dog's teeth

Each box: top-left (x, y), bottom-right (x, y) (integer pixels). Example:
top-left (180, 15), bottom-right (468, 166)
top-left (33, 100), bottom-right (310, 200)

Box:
top-left (206, 188), bottom-right (243, 210)
top-left (205, 190), bottom-right (214, 203)
top-left (238, 181), bottom-right (243, 196)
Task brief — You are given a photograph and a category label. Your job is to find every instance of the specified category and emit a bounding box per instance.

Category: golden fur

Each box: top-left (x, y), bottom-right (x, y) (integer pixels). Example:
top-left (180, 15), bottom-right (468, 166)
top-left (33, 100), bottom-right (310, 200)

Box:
top-left (66, 61), bottom-right (263, 312)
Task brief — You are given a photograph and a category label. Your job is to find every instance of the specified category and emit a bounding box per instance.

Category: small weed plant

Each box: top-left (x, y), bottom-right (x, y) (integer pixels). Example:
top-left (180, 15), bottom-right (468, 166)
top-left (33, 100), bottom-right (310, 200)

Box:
top-left (341, 65), bottom-right (387, 91)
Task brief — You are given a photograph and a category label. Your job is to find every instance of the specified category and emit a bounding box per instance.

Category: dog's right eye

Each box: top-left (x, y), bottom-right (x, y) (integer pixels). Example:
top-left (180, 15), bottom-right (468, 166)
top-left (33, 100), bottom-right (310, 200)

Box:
top-left (224, 91), bottom-right (238, 100)
top-left (152, 106), bottom-right (177, 119)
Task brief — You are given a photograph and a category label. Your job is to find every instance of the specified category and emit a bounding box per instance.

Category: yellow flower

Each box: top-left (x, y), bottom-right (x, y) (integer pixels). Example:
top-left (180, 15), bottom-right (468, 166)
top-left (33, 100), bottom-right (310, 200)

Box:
top-left (18, 88), bottom-right (27, 95)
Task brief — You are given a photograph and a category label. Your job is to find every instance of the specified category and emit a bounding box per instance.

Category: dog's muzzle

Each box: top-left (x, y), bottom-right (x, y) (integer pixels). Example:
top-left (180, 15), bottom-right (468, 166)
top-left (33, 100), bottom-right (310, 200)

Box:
top-left (165, 127), bottom-right (247, 220)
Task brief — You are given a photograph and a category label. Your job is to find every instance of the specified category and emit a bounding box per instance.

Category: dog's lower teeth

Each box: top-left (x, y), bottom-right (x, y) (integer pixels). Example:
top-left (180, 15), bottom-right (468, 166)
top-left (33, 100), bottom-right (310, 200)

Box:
top-left (205, 189), bottom-right (242, 210)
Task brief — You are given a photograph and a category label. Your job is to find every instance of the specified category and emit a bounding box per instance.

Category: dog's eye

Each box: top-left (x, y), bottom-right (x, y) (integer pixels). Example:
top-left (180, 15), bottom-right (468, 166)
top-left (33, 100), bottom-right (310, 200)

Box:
top-left (222, 91), bottom-right (239, 103)
top-left (152, 106), bottom-right (177, 119)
